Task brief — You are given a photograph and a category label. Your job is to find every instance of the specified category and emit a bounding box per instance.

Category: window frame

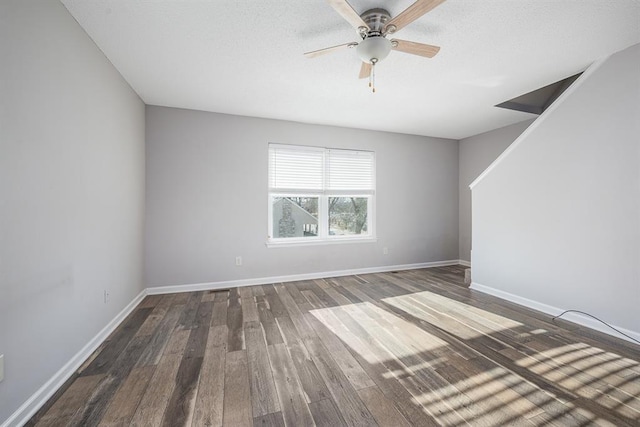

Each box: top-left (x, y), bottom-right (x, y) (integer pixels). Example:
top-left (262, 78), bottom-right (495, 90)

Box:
top-left (267, 143), bottom-right (376, 247)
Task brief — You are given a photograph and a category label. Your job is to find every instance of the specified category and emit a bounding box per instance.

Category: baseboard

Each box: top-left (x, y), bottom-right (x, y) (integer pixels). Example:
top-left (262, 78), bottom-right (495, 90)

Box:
top-left (470, 282), bottom-right (640, 344)
top-left (147, 260), bottom-right (462, 295)
top-left (2, 289), bottom-right (148, 427)
top-left (458, 259), bottom-right (471, 267)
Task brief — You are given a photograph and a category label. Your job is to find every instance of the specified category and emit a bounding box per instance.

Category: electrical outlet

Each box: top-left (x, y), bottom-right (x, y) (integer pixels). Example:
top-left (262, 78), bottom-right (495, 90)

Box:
top-left (383, 247), bottom-right (389, 255)
top-left (0, 354), bottom-right (4, 382)
top-left (235, 256), bottom-right (242, 266)
top-left (104, 290), bottom-right (109, 304)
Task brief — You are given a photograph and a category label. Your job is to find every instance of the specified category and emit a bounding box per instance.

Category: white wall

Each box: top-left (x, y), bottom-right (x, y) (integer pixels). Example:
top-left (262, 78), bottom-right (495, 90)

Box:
top-left (145, 106), bottom-right (459, 287)
top-left (0, 1), bottom-right (145, 423)
top-left (471, 44), bottom-right (640, 337)
top-left (458, 120), bottom-right (534, 262)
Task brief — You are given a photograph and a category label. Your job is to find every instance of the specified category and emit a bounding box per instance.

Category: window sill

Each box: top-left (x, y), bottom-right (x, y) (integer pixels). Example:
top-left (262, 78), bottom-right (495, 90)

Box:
top-left (266, 237), bottom-right (378, 248)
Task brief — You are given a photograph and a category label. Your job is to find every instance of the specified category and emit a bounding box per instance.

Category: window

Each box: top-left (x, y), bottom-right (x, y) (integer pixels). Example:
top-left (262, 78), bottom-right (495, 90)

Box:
top-left (268, 143), bottom-right (375, 245)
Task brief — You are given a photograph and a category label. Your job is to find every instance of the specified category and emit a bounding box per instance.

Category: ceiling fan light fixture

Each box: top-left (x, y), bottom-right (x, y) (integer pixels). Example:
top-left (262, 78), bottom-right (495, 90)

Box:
top-left (356, 36), bottom-right (391, 64)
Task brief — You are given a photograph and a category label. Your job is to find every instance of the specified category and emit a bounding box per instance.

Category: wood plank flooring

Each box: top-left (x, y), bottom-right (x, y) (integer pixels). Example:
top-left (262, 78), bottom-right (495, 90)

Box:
top-left (27, 266), bottom-right (640, 426)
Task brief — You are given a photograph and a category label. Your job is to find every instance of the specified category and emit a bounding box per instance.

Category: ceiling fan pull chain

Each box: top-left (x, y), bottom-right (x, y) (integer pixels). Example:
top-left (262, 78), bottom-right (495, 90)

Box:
top-left (369, 63), bottom-right (373, 87)
top-left (372, 62), bottom-right (376, 93)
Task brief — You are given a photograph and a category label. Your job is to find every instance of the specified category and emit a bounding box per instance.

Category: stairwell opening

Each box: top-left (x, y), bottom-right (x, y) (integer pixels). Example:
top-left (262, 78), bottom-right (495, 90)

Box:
top-left (495, 72), bottom-right (582, 115)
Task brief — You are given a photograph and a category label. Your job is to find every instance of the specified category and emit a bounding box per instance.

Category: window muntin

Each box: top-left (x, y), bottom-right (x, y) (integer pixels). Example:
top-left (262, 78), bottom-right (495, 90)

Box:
top-left (268, 144), bottom-right (375, 244)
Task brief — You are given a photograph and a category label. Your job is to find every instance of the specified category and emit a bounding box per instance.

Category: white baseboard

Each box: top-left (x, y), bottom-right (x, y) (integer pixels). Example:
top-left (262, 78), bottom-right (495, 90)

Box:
top-left (2, 289), bottom-right (148, 427)
top-left (147, 260), bottom-right (463, 295)
top-left (458, 259), bottom-right (471, 267)
top-left (470, 282), bottom-right (640, 344)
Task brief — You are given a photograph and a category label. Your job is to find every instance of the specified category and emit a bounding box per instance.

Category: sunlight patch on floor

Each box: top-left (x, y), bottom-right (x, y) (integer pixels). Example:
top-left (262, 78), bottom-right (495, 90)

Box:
top-left (383, 290), bottom-right (524, 340)
top-left (513, 343), bottom-right (640, 419)
top-left (445, 366), bottom-right (547, 420)
top-left (309, 302), bottom-right (448, 365)
top-left (307, 291), bottom-right (640, 425)
top-left (530, 328), bottom-right (549, 334)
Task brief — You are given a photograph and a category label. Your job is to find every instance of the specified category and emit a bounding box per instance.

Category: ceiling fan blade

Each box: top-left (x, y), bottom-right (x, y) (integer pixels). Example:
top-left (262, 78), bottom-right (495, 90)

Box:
top-left (385, 0), bottom-right (446, 34)
top-left (392, 39), bottom-right (440, 58)
top-left (304, 42), bottom-right (357, 58)
top-left (359, 62), bottom-right (372, 79)
top-left (327, 0), bottom-right (369, 30)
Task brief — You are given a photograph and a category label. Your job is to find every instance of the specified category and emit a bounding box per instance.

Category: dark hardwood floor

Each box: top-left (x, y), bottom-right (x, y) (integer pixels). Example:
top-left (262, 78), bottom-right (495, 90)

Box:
top-left (27, 265), bottom-right (640, 426)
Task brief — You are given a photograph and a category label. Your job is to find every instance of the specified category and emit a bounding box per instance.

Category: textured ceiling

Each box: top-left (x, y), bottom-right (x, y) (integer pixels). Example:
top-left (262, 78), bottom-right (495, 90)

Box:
top-left (61, 0), bottom-right (640, 139)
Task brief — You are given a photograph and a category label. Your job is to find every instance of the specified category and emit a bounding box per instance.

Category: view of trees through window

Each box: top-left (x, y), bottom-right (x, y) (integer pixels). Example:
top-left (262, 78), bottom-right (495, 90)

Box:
top-left (271, 197), bottom-right (318, 238)
top-left (329, 197), bottom-right (368, 235)
top-left (288, 197), bottom-right (318, 217)
top-left (274, 196), bottom-right (368, 237)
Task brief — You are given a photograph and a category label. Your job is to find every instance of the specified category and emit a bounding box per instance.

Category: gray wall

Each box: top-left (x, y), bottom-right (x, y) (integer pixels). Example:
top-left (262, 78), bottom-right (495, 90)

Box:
top-left (458, 120), bottom-right (534, 262)
top-left (471, 43), bottom-right (640, 335)
top-left (0, 1), bottom-right (145, 422)
top-left (145, 106), bottom-right (459, 287)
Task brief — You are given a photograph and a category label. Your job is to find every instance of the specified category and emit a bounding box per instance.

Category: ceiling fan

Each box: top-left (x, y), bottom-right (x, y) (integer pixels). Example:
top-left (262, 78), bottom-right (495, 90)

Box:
top-left (304, 0), bottom-right (446, 91)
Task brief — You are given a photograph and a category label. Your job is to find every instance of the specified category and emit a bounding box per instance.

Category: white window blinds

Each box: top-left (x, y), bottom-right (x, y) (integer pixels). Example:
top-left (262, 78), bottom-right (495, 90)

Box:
top-left (269, 145), bottom-right (323, 191)
top-left (269, 144), bottom-right (374, 193)
top-left (326, 149), bottom-right (375, 192)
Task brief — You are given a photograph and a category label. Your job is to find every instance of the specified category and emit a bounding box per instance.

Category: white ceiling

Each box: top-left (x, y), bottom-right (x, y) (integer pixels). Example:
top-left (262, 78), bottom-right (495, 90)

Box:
top-left (61, 0), bottom-right (640, 139)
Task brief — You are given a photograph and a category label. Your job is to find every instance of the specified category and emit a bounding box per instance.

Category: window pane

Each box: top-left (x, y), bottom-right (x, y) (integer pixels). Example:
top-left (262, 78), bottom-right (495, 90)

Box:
top-left (272, 197), bottom-right (319, 238)
top-left (328, 197), bottom-right (369, 236)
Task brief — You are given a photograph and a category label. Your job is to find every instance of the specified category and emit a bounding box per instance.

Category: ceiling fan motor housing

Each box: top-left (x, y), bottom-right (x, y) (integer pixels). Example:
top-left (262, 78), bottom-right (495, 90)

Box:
top-left (357, 8), bottom-right (392, 63)
top-left (360, 8), bottom-right (391, 34)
